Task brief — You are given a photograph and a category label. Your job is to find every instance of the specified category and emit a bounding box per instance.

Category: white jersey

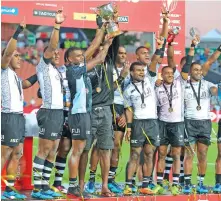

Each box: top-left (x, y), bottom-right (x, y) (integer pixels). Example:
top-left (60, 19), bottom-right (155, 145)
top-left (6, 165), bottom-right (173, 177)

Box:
top-left (113, 67), bottom-right (124, 105)
top-left (1, 68), bottom-right (24, 113)
top-left (156, 76), bottom-right (186, 122)
top-left (184, 79), bottom-right (216, 120)
top-left (36, 57), bottom-right (63, 109)
top-left (58, 65), bottom-right (71, 111)
top-left (123, 76), bottom-right (157, 119)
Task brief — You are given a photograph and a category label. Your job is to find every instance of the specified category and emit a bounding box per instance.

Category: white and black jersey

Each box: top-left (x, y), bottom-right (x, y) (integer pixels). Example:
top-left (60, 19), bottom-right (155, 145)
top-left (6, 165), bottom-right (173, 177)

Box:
top-left (1, 68), bottom-right (23, 113)
top-left (36, 57), bottom-right (63, 110)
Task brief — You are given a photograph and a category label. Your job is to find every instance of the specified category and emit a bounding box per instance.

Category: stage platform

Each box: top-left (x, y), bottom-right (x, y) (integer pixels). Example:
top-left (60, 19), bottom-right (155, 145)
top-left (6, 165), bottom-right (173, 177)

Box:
top-left (16, 191), bottom-right (221, 201)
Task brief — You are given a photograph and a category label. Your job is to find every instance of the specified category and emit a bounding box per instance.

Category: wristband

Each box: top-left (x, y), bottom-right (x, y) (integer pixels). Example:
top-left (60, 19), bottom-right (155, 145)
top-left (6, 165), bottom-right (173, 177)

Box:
top-left (191, 43), bottom-right (195, 48)
top-left (12, 25), bottom-right (24, 40)
top-left (168, 42), bottom-right (173, 46)
top-left (155, 49), bottom-right (161, 56)
top-left (27, 74), bottom-right (38, 85)
top-left (127, 123), bottom-right (132, 128)
top-left (217, 45), bottom-right (221, 52)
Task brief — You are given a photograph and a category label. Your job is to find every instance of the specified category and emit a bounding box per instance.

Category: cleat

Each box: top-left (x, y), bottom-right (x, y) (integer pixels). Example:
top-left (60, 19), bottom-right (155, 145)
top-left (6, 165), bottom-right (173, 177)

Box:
top-left (139, 187), bottom-right (154, 195)
top-left (31, 190), bottom-right (53, 200)
top-left (68, 186), bottom-right (91, 199)
top-left (123, 185), bottom-right (133, 195)
top-left (131, 185), bottom-right (138, 193)
top-left (3, 190), bottom-right (27, 200)
top-left (85, 181), bottom-right (95, 194)
top-left (42, 189), bottom-right (63, 198)
top-left (152, 184), bottom-right (164, 195)
top-left (1, 195), bottom-right (7, 200)
top-left (182, 185), bottom-right (193, 194)
top-left (170, 184), bottom-right (181, 196)
top-left (108, 181), bottom-right (122, 193)
top-left (148, 182), bottom-right (156, 190)
top-left (196, 184), bottom-right (208, 194)
top-left (213, 183), bottom-right (221, 193)
top-left (53, 185), bottom-right (68, 194)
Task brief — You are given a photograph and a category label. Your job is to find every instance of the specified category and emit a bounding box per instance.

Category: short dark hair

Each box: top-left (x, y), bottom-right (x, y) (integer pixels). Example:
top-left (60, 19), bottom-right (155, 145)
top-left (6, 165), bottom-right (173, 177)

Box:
top-left (190, 61), bottom-right (201, 70)
top-left (130, 62), bottom-right (143, 71)
top-left (64, 47), bottom-right (82, 63)
top-left (162, 66), bottom-right (174, 73)
top-left (135, 46), bottom-right (148, 55)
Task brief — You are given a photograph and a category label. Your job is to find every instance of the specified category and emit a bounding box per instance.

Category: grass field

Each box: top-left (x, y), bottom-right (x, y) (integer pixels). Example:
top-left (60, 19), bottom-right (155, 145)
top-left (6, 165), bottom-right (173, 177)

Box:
top-left (32, 122), bottom-right (219, 186)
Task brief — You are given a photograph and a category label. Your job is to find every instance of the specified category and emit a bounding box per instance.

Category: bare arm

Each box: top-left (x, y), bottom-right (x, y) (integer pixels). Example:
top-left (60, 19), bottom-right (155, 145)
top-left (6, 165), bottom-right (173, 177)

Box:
top-left (181, 36), bottom-right (200, 80)
top-left (202, 44), bottom-right (221, 76)
top-left (84, 26), bottom-right (105, 61)
top-left (167, 44), bottom-right (176, 69)
top-left (149, 36), bottom-right (164, 73)
top-left (1, 20), bottom-right (25, 69)
top-left (86, 38), bottom-right (113, 71)
top-left (44, 9), bottom-right (66, 60)
top-left (22, 74), bottom-right (38, 89)
top-left (125, 107), bottom-right (133, 142)
top-left (160, 6), bottom-right (169, 39)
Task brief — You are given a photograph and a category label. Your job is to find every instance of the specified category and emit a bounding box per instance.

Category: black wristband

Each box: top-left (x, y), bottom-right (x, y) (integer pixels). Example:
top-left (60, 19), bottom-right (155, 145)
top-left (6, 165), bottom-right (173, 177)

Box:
top-left (27, 74), bottom-right (38, 85)
top-left (182, 55), bottom-right (193, 73)
top-left (54, 27), bottom-right (60, 31)
top-left (12, 25), bottom-right (24, 40)
top-left (127, 123), bottom-right (132, 128)
top-left (217, 45), bottom-right (221, 52)
top-left (168, 42), bottom-right (172, 46)
top-left (155, 49), bottom-right (161, 56)
top-left (191, 43), bottom-right (195, 48)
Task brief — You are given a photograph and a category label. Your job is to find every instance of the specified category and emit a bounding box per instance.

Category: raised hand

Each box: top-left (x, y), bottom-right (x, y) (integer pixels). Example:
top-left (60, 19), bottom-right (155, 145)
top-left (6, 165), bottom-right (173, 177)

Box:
top-left (192, 35), bottom-right (200, 46)
top-left (161, 6), bottom-right (169, 22)
top-left (20, 16), bottom-right (26, 29)
top-left (155, 35), bottom-right (165, 48)
top-left (113, 5), bottom-right (119, 22)
top-left (55, 8), bottom-right (66, 24)
top-left (120, 61), bottom-right (130, 78)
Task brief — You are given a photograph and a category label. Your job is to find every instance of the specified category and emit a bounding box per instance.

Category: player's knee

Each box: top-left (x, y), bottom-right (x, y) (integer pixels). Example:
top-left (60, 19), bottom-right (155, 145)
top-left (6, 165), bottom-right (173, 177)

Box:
top-left (158, 151), bottom-right (167, 161)
top-left (12, 150), bottom-right (23, 160)
top-left (197, 150), bottom-right (207, 162)
top-left (172, 153), bottom-right (180, 162)
top-left (130, 150), bottom-right (140, 162)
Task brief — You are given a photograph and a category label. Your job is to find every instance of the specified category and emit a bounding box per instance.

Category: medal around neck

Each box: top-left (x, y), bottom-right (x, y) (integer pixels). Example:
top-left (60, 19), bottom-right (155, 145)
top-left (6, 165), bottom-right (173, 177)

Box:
top-left (196, 105), bottom-right (201, 111)
top-left (96, 87), bottom-right (102, 93)
top-left (168, 107), bottom-right (173, 113)
top-left (141, 103), bottom-right (146, 108)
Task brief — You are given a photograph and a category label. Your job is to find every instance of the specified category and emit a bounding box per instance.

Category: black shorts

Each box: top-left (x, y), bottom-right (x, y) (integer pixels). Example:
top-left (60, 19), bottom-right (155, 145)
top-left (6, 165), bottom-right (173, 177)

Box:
top-left (37, 108), bottom-right (64, 140)
top-left (1, 113), bottom-right (25, 147)
top-left (68, 113), bottom-right (91, 140)
top-left (61, 111), bottom-right (71, 139)
top-left (218, 119), bottom-right (221, 144)
top-left (159, 121), bottom-right (184, 147)
top-left (111, 104), bottom-right (125, 132)
top-left (131, 119), bottom-right (160, 147)
top-left (184, 119), bottom-right (212, 146)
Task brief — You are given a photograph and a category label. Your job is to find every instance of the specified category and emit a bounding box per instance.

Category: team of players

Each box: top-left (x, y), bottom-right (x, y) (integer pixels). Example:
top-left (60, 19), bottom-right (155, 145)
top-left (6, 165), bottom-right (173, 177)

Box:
top-left (1, 7), bottom-right (221, 200)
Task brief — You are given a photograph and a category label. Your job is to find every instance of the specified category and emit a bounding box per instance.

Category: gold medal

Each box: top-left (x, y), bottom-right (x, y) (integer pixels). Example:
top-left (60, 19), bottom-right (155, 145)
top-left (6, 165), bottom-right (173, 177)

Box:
top-left (96, 87), bottom-right (101, 93)
top-left (168, 107), bottom-right (173, 113)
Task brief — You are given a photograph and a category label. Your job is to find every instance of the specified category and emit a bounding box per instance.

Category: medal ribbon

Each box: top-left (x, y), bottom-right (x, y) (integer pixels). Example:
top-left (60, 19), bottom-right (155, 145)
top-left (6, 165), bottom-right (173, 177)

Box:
top-left (132, 81), bottom-right (145, 106)
top-left (162, 83), bottom-right (173, 110)
top-left (190, 80), bottom-right (201, 108)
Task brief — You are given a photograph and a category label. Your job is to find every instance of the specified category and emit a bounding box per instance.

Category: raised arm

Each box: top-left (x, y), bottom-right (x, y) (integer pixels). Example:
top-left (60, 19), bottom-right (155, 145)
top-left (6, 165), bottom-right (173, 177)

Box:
top-left (86, 38), bottom-right (113, 71)
top-left (1, 19), bottom-right (25, 69)
top-left (202, 44), bottom-right (221, 76)
top-left (44, 8), bottom-right (66, 60)
top-left (181, 35), bottom-right (200, 80)
top-left (84, 17), bottom-right (106, 61)
top-left (149, 36), bottom-right (164, 73)
top-left (167, 44), bottom-right (176, 69)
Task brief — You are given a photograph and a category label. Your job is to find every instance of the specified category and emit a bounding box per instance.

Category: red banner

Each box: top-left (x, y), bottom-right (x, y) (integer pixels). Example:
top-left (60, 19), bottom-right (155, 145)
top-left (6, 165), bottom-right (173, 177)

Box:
top-left (2, 0), bottom-right (185, 66)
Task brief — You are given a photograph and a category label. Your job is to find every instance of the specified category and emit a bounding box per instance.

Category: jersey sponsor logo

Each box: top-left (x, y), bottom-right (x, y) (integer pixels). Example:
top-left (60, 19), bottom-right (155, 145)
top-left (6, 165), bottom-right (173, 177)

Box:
top-left (39, 128), bottom-right (45, 135)
top-left (1, 135), bottom-right (4, 140)
top-left (131, 139), bottom-right (138, 144)
top-left (10, 139), bottom-right (18, 143)
top-left (71, 128), bottom-right (80, 134)
top-left (86, 130), bottom-right (91, 135)
top-left (51, 132), bottom-right (58, 137)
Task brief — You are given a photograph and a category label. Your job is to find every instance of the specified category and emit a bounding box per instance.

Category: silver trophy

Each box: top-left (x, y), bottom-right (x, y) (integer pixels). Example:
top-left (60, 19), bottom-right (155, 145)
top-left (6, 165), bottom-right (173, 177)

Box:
top-left (94, 3), bottom-right (122, 38)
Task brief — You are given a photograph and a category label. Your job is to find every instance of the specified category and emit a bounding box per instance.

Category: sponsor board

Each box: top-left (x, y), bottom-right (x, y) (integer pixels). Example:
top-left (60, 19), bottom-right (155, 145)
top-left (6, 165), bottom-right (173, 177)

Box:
top-left (33, 9), bottom-right (56, 17)
top-left (1, 7), bottom-right (18, 15)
